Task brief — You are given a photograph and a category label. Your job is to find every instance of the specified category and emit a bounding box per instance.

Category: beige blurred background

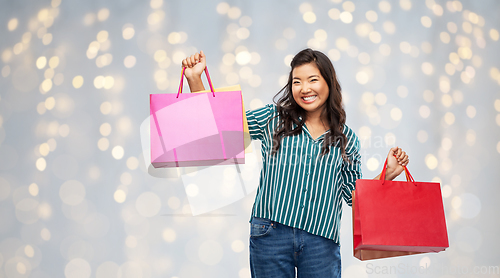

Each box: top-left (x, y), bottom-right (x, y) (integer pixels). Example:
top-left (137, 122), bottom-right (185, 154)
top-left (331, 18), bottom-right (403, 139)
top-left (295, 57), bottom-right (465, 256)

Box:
top-left (1, 0), bottom-right (499, 277)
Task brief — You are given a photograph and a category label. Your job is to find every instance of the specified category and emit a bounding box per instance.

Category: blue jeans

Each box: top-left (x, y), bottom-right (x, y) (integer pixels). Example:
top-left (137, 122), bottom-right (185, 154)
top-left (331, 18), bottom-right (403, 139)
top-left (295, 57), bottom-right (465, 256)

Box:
top-left (249, 217), bottom-right (341, 278)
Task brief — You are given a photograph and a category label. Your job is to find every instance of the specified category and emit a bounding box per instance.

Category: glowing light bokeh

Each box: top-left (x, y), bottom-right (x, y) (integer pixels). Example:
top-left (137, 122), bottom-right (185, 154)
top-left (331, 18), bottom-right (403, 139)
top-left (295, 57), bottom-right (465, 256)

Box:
top-left (0, 1), bottom-right (499, 277)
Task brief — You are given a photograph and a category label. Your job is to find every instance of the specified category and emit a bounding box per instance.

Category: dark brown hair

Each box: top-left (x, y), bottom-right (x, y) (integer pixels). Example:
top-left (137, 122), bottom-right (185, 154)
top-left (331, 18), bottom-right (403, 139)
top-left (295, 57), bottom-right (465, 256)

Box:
top-left (271, 48), bottom-right (349, 162)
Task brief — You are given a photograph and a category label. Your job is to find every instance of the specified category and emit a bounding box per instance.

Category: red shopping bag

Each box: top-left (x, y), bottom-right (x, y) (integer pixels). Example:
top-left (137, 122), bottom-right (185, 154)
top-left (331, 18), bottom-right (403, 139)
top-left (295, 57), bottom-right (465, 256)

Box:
top-left (352, 157), bottom-right (449, 260)
top-left (150, 67), bottom-right (245, 168)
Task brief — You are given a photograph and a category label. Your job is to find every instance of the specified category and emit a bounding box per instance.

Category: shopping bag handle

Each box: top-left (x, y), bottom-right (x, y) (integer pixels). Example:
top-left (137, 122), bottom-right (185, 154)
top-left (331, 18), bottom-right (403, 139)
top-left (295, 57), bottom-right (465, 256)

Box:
top-left (380, 155), bottom-right (415, 184)
top-left (177, 66), bottom-right (215, 98)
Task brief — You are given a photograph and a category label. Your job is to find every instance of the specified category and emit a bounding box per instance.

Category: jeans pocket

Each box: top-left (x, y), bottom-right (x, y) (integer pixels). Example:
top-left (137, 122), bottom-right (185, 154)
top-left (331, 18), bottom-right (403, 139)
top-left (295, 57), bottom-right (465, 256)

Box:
top-left (250, 217), bottom-right (273, 237)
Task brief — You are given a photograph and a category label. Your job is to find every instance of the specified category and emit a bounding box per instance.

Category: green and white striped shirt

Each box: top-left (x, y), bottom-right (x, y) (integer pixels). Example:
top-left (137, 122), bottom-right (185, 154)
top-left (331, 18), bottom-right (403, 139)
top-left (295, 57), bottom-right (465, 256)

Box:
top-left (246, 104), bottom-right (362, 243)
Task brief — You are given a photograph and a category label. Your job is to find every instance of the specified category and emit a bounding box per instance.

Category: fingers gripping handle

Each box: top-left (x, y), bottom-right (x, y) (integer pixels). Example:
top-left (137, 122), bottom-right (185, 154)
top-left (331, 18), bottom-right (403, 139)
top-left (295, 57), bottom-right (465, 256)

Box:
top-left (177, 67), bottom-right (215, 98)
top-left (380, 155), bottom-right (414, 184)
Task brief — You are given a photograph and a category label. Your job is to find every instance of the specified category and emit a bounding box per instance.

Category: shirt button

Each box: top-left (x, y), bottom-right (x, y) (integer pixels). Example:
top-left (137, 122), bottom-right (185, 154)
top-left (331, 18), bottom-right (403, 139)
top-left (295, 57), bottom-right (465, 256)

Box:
top-left (300, 205), bottom-right (304, 208)
top-left (303, 188), bottom-right (307, 192)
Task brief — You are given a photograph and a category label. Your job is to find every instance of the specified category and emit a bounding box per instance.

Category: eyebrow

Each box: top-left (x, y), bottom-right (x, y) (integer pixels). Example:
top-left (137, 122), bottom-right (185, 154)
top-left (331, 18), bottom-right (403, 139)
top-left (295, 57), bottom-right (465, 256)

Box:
top-left (293, 75), bottom-right (320, 79)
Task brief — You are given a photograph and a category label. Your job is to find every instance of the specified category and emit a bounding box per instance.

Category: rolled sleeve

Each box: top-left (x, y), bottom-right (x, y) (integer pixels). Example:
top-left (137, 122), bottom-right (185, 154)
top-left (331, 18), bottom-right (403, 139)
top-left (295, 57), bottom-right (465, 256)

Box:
top-left (340, 126), bottom-right (362, 206)
top-left (245, 104), bottom-right (276, 142)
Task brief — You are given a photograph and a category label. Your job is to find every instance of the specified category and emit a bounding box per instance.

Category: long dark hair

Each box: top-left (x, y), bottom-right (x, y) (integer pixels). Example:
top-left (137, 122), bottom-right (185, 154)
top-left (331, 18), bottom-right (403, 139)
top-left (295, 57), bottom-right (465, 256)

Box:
top-left (271, 48), bottom-right (349, 162)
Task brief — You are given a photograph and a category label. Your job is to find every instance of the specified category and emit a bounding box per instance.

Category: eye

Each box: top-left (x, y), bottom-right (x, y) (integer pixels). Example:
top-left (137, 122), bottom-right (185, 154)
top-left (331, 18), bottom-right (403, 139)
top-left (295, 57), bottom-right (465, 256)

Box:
top-left (293, 81), bottom-right (300, 84)
top-left (310, 78), bottom-right (318, 82)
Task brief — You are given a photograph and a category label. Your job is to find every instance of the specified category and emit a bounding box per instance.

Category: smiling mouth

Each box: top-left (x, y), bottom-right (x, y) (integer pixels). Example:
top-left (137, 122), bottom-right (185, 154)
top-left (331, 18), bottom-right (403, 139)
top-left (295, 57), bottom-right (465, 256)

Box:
top-left (302, 95), bottom-right (317, 102)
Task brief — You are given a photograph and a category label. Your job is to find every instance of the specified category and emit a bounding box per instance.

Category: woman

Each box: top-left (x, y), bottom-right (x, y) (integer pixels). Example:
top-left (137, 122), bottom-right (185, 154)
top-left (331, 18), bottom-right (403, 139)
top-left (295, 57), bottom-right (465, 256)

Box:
top-left (182, 49), bottom-right (409, 278)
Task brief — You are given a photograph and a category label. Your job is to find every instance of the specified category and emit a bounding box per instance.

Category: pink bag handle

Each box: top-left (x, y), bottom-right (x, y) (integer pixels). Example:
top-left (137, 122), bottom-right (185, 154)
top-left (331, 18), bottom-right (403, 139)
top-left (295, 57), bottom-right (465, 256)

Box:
top-left (380, 155), bottom-right (415, 183)
top-left (177, 66), bottom-right (215, 98)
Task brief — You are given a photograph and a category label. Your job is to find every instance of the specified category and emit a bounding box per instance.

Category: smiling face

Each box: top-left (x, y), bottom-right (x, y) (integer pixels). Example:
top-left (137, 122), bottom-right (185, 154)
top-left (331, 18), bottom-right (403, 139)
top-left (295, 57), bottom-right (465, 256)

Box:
top-left (291, 62), bottom-right (330, 118)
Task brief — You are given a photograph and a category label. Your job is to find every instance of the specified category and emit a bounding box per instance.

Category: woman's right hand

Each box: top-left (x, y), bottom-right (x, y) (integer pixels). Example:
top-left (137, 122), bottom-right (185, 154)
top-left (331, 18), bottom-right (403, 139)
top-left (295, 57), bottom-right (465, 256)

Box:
top-left (182, 50), bottom-right (206, 80)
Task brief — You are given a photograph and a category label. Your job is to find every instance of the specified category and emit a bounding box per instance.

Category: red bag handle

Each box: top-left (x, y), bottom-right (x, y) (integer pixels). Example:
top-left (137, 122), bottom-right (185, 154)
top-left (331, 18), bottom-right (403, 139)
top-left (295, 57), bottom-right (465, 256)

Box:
top-left (176, 66), bottom-right (215, 98)
top-left (380, 155), bottom-right (415, 183)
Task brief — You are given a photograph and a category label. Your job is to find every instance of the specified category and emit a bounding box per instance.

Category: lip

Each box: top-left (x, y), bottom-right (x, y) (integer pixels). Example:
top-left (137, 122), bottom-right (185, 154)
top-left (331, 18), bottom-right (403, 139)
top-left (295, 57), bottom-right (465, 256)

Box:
top-left (301, 95), bottom-right (317, 104)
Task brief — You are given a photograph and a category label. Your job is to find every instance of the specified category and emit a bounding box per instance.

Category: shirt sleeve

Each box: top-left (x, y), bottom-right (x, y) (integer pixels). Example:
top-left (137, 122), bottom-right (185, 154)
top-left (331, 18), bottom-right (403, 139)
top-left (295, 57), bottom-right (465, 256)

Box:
top-left (340, 126), bottom-right (362, 206)
top-left (245, 104), bottom-right (276, 141)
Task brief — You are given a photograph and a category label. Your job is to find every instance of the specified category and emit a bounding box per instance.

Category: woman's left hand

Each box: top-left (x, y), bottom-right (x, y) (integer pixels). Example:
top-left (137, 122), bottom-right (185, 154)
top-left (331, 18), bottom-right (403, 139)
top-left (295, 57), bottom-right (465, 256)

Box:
top-left (385, 146), bottom-right (409, 180)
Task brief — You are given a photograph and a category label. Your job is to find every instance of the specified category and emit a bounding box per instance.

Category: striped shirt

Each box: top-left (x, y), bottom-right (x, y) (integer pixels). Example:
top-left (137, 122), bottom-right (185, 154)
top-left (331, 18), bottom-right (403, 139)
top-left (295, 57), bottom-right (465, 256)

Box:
top-left (246, 104), bottom-right (362, 243)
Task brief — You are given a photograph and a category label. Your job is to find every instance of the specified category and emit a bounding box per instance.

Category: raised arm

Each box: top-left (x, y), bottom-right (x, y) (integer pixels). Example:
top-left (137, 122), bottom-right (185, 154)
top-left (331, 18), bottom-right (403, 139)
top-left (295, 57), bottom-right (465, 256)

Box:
top-left (181, 51), bottom-right (206, 92)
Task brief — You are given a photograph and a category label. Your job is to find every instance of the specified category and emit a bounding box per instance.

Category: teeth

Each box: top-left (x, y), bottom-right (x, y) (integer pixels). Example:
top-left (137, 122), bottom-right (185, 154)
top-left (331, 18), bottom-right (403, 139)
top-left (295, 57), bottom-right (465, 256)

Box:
top-left (303, 95), bottom-right (316, 101)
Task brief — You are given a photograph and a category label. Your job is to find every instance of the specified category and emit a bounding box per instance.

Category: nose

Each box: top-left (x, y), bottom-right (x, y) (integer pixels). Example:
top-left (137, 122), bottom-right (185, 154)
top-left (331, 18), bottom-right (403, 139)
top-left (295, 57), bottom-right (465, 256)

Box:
top-left (301, 84), bottom-right (312, 94)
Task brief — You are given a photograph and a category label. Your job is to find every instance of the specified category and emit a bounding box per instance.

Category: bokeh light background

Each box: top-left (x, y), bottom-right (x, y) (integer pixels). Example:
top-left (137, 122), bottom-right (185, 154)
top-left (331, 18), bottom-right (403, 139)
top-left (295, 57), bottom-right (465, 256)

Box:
top-left (1, 0), bottom-right (499, 277)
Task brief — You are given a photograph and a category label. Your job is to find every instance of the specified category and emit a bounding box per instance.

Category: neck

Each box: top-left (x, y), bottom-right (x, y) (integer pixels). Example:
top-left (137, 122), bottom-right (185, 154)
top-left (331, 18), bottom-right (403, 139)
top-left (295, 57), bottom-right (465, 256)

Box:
top-left (305, 110), bottom-right (325, 124)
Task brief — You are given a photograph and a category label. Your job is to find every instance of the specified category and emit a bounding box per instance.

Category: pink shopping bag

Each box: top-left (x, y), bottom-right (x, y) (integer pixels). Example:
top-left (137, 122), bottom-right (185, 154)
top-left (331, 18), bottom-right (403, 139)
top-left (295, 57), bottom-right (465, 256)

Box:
top-left (150, 67), bottom-right (245, 168)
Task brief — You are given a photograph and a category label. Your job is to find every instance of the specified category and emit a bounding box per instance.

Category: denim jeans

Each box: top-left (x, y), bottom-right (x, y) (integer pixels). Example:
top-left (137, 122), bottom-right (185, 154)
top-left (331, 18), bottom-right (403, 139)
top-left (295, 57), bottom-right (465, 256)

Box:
top-left (249, 217), bottom-right (342, 278)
